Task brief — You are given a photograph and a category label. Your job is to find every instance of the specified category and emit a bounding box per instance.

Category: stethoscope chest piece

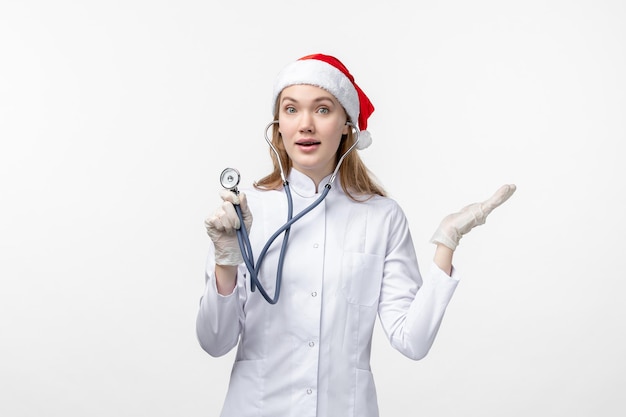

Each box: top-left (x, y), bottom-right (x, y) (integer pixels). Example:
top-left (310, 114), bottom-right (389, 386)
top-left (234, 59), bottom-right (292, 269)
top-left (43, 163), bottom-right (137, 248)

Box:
top-left (220, 167), bottom-right (241, 192)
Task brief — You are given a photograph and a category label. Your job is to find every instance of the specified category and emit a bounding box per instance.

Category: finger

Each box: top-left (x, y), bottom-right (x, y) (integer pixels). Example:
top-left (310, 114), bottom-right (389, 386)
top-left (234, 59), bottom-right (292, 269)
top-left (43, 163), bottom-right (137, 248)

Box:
top-left (219, 189), bottom-right (241, 205)
top-left (238, 191), bottom-right (249, 212)
top-left (221, 202), bottom-right (241, 230)
top-left (205, 213), bottom-right (225, 233)
top-left (482, 184), bottom-right (517, 214)
top-left (206, 202), bottom-right (238, 232)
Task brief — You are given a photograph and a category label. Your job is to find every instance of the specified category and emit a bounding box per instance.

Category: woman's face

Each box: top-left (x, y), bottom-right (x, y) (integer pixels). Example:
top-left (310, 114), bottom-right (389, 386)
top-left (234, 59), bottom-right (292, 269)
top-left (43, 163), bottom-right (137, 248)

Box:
top-left (277, 84), bottom-right (350, 184)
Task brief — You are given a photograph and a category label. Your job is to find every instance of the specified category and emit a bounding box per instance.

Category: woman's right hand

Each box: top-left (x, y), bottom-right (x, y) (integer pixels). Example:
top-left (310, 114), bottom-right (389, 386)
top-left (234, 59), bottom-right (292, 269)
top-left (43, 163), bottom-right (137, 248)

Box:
top-left (204, 190), bottom-right (253, 266)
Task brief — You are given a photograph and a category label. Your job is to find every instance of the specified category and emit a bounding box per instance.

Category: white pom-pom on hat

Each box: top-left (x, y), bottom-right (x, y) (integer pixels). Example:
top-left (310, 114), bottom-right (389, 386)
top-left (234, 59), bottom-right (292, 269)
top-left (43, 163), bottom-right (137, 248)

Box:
top-left (356, 130), bottom-right (372, 150)
top-left (273, 54), bottom-right (375, 150)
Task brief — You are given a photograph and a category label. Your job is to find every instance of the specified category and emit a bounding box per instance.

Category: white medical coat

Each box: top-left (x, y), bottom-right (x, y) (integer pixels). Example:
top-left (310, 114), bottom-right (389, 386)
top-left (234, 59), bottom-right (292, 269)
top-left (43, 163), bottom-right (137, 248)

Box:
top-left (196, 169), bottom-right (460, 417)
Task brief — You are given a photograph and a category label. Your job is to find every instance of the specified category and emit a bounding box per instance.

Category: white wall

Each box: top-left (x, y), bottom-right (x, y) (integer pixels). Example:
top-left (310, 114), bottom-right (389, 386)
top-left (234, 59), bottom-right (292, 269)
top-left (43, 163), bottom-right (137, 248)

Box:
top-left (1, 1), bottom-right (624, 416)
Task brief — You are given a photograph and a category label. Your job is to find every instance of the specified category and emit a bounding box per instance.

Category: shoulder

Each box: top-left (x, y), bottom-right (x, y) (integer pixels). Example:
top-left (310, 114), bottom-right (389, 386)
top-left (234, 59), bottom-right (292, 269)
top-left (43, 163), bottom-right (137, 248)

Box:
top-left (346, 190), bottom-right (403, 209)
top-left (341, 192), bottom-right (408, 222)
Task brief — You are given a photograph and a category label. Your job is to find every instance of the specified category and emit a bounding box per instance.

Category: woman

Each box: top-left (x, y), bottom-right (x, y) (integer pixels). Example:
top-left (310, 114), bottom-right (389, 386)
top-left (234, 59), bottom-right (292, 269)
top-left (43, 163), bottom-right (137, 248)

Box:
top-left (197, 53), bottom-right (515, 417)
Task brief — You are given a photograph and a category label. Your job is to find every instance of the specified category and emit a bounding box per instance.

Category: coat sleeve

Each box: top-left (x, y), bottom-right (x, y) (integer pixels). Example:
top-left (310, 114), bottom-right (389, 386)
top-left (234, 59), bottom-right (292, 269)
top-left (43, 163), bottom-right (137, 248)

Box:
top-left (195, 245), bottom-right (247, 357)
top-left (377, 206), bottom-right (460, 360)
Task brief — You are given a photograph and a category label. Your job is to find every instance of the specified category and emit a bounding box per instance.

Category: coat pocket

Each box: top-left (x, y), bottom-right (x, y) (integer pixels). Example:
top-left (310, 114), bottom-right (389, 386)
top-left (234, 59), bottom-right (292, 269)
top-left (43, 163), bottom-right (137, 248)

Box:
top-left (221, 359), bottom-right (262, 417)
top-left (340, 252), bottom-right (384, 306)
top-left (355, 368), bottom-right (380, 417)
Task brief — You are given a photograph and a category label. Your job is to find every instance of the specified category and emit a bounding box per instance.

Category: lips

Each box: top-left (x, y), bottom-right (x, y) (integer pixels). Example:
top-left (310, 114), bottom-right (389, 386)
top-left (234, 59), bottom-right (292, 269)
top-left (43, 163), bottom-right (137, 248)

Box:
top-left (296, 139), bottom-right (321, 147)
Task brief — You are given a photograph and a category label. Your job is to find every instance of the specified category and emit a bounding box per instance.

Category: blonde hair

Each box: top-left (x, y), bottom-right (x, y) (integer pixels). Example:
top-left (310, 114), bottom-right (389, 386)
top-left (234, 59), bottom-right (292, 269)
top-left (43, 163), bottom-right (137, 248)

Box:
top-left (254, 109), bottom-right (387, 201)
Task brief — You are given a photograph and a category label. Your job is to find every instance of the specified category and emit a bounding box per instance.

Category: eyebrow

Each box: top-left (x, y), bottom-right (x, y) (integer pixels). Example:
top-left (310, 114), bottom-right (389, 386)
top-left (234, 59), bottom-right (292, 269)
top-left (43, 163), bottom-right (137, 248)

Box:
top-left (280, 96), bottom-right (335, 104)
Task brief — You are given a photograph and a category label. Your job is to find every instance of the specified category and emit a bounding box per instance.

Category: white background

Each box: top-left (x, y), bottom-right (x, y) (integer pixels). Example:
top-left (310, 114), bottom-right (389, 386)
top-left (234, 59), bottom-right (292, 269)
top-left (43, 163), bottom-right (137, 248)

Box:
top-left (1, 1), bottom-right (625, 416)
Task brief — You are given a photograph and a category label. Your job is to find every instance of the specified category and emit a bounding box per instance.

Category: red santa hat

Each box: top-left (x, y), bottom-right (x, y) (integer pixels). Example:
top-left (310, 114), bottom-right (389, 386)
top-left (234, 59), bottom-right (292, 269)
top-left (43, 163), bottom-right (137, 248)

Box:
top-left (272, 54), bottom-right (375, 150)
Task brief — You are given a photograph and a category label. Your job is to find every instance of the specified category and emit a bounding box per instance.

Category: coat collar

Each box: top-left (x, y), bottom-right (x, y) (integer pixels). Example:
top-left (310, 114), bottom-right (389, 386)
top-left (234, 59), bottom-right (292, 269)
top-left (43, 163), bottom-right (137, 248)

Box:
top-left (287, 168), bottom-right (342, 198)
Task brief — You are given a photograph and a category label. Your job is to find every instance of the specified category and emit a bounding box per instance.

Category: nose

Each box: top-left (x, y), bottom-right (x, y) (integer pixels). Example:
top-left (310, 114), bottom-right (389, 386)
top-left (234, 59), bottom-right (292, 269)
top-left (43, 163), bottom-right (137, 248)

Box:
top-left (298, 112), bottom-right (314, 133)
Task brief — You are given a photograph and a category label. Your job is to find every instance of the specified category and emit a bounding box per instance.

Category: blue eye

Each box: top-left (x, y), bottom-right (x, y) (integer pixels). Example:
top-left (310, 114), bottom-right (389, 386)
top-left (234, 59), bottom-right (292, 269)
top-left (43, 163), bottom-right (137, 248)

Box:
top-left (286, 106), bottom-right (296, 114)
top-left (318, 107), bottom-right (329, 114)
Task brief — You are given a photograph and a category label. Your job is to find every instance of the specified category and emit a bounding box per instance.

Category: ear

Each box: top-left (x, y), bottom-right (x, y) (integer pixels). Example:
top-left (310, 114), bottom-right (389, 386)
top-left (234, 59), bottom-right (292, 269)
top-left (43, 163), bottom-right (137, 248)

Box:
top-left (342, 121), bottom-right (351, 136)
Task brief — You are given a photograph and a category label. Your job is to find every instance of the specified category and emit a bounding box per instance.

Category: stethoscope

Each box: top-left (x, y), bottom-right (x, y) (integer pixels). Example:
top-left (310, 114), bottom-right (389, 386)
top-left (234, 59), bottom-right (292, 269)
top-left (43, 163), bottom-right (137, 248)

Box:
top-left (219, 120), bottom-right (362, 304)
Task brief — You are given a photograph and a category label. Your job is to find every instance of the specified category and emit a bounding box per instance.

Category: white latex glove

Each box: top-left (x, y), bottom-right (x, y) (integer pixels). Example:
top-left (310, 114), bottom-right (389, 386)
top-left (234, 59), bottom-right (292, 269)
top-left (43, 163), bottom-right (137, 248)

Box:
top-left (430, 184), bottom-right (516, 250)
top-left (204, 190), bottom-right (253, 266)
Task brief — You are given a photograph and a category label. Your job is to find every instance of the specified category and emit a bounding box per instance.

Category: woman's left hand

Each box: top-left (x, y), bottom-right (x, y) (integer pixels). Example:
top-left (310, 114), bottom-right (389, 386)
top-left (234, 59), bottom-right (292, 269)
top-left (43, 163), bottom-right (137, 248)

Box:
top-left (430, 184), bottom-right (517, 250)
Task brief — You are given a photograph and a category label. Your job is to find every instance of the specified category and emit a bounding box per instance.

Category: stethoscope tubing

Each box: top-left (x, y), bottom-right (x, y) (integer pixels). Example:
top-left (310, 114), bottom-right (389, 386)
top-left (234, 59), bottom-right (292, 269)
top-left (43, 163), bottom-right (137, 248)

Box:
top-left (234, 183), bottom-right (331, 304)
top-left (229, 121), bottom-right (360, 304)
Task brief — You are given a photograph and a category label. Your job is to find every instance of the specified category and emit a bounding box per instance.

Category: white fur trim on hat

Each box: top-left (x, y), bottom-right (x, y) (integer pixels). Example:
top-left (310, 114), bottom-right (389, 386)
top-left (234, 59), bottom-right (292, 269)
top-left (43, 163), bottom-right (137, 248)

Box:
top-left (272, 59), bottom-right (360, 129)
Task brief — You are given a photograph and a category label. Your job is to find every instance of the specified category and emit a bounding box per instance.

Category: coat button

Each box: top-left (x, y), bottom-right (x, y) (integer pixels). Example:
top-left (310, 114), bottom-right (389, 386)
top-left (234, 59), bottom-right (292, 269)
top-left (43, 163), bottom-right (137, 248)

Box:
top-left (306, 388), bottom-right (313, 395)
top-left (311, 291), bottom-right (317, 297)
top-left (309, 341), bottom-right (315, 347)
